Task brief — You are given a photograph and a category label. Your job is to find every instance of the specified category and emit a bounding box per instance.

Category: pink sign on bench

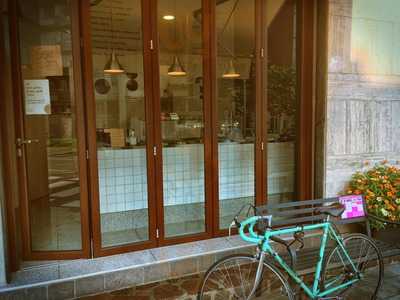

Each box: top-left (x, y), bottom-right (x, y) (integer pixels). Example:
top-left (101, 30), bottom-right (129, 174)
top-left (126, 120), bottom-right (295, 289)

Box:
top-left (339, 195), bottom-right (366, 219)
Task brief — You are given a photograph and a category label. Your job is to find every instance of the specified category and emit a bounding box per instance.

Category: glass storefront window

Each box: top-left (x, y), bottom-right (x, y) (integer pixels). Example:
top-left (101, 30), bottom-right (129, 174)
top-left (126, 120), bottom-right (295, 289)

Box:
top-left (90, 0), bottom-right (150, 247)
top-left (158, 0), bottom-right (206, 238)
top-left (266, 0), bottom-right (297, 205)
top-left (18, 0), bottom-right (83, 251)
top-left (216, 0), bottom-right (256, 229)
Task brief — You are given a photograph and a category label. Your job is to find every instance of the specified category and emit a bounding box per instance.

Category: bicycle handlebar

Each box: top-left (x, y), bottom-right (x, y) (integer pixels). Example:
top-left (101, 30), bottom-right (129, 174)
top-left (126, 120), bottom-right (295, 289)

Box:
top-left (238, 216), bottom-right (266, 244)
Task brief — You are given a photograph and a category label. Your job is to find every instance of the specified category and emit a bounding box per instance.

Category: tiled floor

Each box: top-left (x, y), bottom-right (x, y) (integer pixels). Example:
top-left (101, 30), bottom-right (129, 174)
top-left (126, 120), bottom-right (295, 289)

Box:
top-left (80, 263), bottom-right (400, 300)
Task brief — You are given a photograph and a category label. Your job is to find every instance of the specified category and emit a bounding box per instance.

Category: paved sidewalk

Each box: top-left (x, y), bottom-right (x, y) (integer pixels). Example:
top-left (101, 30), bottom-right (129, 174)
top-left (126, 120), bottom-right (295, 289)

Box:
top-left (81, 263), bottom-right (400, 300)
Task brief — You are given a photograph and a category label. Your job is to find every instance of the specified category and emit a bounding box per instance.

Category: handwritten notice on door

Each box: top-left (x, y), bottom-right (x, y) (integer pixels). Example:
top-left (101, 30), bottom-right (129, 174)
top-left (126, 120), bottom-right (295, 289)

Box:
top-left (24, 80), bottom-right (51, 115)
top-left (31, 45), bottom-right (63, 78)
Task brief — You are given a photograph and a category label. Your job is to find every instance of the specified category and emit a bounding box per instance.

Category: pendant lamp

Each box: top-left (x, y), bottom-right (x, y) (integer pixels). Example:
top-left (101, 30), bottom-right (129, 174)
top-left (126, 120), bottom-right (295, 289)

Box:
top-left (167, 0), bottom-right (186, 77)
top-left (222, 60), bottom-right (240, 78)
top-left (103, 1), bottom-right (125, 74)
top-left (168, 55), bottom-right (186, 76)
top-left (104, 50), bottom-right (125, 74)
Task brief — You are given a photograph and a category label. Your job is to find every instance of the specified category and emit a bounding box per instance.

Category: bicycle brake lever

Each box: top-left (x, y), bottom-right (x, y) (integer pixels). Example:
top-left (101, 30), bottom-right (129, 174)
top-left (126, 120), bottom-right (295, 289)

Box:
top-left (228, 221), bottom-right (235, 236)
top-left (228, 217), bottom-right (241, 236)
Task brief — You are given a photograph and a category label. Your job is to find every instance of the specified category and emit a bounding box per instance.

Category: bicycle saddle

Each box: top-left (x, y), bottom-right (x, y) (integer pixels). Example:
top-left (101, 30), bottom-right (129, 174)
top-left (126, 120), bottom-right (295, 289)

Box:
top-left (315, 203), bottom-right (345, 217)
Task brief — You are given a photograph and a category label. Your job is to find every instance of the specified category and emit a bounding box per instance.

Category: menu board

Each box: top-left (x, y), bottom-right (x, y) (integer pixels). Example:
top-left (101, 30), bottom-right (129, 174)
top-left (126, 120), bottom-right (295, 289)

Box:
top-left (339, 195), bottom-right (366, 219)
top-left (31, 45), bottom-right (63, 78)
top-left (24, 80), bottom-right (51, 115)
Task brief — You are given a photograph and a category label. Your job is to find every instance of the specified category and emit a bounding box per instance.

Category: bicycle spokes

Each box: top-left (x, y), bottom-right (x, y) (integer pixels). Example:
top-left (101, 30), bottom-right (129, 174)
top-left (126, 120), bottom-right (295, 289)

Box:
top-left (322, 234), bottom-right (383, 299)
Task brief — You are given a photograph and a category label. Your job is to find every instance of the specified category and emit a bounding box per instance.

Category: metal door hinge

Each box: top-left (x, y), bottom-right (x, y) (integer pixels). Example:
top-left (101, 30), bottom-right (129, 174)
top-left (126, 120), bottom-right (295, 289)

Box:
top-left (156, 229), bottom-right (160, 239)
top-left (260, 48), bottom-right (265, 58)
top-left (150, 39), bottom-right (154, 50)
top-left (86, 150), bottom-right (89, 160)
top-left (153, 146), bottom-right (157, 156)
top-left (261, 142), bottom-right (264, 151)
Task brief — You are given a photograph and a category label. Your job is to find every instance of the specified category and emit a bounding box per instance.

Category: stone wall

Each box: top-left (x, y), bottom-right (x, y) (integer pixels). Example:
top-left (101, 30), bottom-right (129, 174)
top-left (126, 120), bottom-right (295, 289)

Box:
top-left (324, 0), bottom-right (400, 196)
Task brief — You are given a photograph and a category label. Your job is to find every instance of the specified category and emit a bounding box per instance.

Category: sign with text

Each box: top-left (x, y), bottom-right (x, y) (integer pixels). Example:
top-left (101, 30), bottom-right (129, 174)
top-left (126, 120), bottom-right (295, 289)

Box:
top-left (339, 195), bottom-right (366, 219)
top-left (31, 45), bottom-right (63, 78)
top-left (24, 80), bottom-right (51, 115)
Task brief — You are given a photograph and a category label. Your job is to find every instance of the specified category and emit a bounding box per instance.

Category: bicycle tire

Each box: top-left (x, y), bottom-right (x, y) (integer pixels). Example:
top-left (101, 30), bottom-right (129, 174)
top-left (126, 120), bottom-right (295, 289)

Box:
top-left (321, 233), bottom-right (384, 299)
top-left (197, 253), bottom-right (294, 300)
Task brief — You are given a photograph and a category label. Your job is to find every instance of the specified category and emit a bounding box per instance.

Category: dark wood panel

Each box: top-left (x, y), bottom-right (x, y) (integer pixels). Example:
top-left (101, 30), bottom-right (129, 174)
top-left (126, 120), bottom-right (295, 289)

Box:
top-left (202, 0), bottom-right (215, 236)
top-left (209, 0), bottom-right (219, 235)
top-left (70, 0), bottom-right (91, 259)
top-left (255, 0), bottom-right (265, 206)
top-left (0, 0), bottom-right (19, 273)
top-left (149, 0), bottom-right (164, 245)
top-left (297, 0), bottom-right (316, 201)
top-left (8, 0), bottom-right (33, 261)
top-left (142, 0), bottom-right (159, 250)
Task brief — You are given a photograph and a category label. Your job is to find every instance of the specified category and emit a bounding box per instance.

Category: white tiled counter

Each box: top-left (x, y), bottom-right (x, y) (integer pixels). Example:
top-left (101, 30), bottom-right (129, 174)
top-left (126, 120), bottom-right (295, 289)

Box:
top-left (98, 142), bottom-right (295, 214)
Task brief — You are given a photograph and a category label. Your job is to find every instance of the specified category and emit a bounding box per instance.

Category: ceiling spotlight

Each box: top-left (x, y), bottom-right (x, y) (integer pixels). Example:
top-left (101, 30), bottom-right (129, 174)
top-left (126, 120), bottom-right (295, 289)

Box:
top-left (163, 15), bottom-right (175, 21)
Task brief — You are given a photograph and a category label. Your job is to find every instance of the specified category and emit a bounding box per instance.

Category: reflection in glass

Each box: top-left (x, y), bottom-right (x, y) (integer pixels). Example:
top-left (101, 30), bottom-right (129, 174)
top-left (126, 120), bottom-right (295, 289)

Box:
top-left (216, 0), bottom-right (256, 229)
top-left (158, 0), bottom-right (206, 237)
top-left (90, 0), bottom-right (149, 247)
top-left (266, 0), bottom-right (297, 205)
top-left (18, 0), bottom-right (82, 250)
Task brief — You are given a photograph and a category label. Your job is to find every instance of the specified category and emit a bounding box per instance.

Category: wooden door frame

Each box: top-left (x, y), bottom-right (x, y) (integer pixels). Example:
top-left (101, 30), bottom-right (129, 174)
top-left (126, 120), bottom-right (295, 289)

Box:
top-left (80, 0), bottom-right (158, 257)
top-left (213, 0), bottom-right (316, 236)
top-left (1, 0), bottom-right (317, 263)
top-left (149, 0), bottom-right (214, 247)
top-left (211, 0), bottom-right (269, 237)
top-left (9, 0), bottom-right (91, 260)
top-left (0, 0), bottom-right (19, 272)
top-left (296, 0), bottom-right (315, 201)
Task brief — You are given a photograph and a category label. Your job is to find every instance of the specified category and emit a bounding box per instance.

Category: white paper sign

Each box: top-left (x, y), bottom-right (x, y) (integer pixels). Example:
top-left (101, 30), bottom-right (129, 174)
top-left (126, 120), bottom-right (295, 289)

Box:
top-left (24, 80), bottom-right (51, 115)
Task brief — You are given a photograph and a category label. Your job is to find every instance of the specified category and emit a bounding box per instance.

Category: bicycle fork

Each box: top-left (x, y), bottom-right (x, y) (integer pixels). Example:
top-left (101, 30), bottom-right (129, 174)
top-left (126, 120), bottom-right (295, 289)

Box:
top-left (247, 251), bottom-right (266, 300)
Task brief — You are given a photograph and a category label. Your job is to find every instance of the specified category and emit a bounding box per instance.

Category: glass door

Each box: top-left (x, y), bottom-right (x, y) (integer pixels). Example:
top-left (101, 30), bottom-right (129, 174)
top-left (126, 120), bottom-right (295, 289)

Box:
top-left (15, 0), bottom-right (90, 258)
top-left (215, 0), bottom-right (257, 229)
top-left (87, 0), bottom-right (156, 252)
top-left (155, 0), bottom-right (209, 240)
top-left (264, 0), bottom-right (298, 205)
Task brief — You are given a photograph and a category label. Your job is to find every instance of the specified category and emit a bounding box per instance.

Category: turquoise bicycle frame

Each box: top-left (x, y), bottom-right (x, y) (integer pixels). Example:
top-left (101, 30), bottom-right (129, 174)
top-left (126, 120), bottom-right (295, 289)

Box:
top-left (239, 216), bottom-right (360, 299)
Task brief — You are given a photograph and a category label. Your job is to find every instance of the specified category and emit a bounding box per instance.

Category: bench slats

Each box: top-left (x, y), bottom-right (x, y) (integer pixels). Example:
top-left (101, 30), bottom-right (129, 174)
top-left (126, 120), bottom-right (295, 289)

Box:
top-left (259, 196), bottom-right (400, 275)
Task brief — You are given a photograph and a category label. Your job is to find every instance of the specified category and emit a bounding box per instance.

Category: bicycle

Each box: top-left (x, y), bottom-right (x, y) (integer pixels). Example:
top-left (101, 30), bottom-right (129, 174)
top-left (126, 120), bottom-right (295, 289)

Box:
top-left (197, 203), bottom-right (383, 299)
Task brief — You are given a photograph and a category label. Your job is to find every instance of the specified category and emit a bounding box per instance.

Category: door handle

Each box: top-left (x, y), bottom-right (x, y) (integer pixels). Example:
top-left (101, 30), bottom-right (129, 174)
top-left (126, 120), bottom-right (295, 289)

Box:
top-left (16, 138), bottom-right (40, 147)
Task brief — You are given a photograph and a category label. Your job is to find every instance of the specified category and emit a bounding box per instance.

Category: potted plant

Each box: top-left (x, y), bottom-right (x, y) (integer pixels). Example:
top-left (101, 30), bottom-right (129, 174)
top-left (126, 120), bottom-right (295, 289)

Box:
top-left (346, 162), bottom-right (400, 244)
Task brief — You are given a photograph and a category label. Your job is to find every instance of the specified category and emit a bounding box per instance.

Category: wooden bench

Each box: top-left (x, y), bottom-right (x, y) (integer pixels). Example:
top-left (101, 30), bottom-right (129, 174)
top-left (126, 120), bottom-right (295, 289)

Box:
top-left (254, 197), bottom-right (400, 275)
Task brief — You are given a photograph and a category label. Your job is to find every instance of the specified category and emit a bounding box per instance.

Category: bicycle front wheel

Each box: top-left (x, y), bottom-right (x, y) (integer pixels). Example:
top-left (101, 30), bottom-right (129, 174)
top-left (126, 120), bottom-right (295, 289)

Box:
top-left (321, 233), bottom-right (384, 299)
top-left (197, 253), bottom-right (293, 300)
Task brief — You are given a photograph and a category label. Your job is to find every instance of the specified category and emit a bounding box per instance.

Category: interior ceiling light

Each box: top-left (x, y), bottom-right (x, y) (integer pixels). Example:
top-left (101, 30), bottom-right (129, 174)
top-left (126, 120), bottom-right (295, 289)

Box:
top-left (222, 60), bottom-right (240, 78)
top-left (168, 55), bottom-right (186, 76)
top-left (103, 1), bottom-right (125, 74)
top-left (163, 15), bottom-right (175, 20)
top-left (104, 50), bottom-right (125, 74)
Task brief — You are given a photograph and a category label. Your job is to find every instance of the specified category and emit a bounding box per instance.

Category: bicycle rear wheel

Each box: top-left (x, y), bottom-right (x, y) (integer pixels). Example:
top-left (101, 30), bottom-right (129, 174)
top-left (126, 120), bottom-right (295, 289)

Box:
top-left (197, 253), bottom-right (293, 300)
top-left (321, 233), bottom-right (383, 299)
